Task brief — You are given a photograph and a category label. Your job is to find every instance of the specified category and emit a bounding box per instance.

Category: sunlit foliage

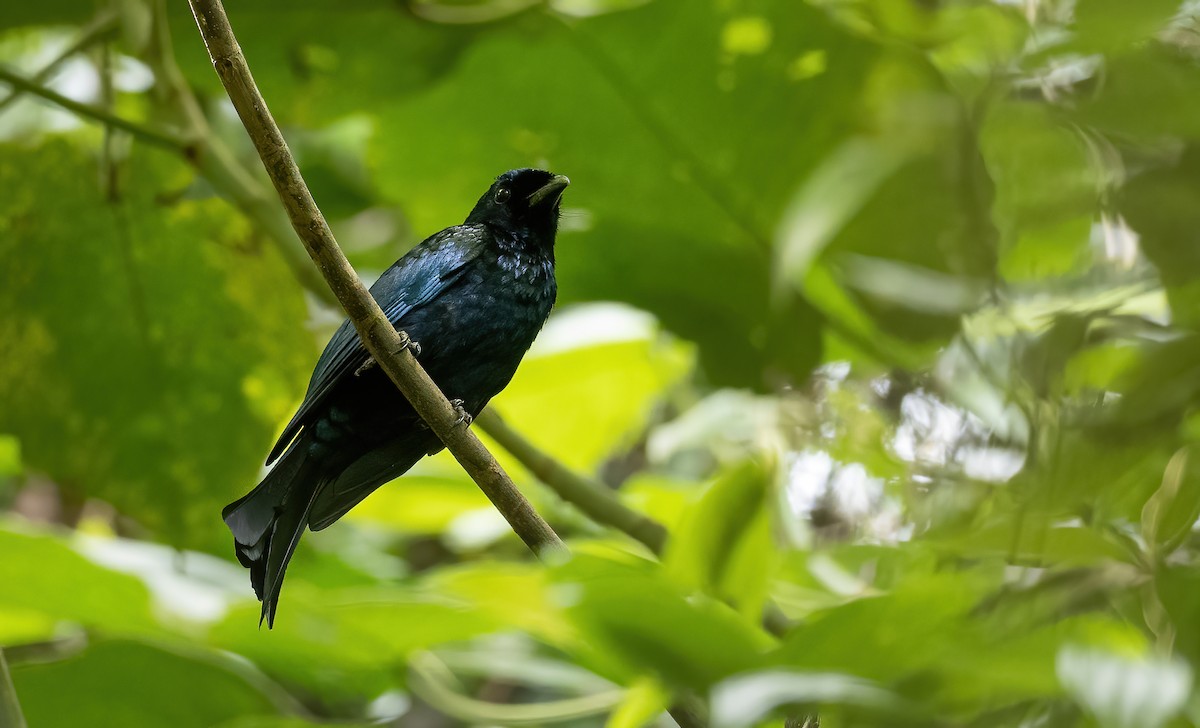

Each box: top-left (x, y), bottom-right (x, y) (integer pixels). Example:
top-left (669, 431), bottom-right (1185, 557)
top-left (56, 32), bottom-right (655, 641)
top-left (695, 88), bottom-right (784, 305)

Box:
top-left (3, 0), bottom-right (1200, 726)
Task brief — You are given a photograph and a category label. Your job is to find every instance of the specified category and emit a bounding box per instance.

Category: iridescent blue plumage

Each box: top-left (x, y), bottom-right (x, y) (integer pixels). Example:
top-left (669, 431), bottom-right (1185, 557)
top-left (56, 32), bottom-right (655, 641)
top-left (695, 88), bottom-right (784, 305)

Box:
top-left (222, 169), bottom-right (568, 626)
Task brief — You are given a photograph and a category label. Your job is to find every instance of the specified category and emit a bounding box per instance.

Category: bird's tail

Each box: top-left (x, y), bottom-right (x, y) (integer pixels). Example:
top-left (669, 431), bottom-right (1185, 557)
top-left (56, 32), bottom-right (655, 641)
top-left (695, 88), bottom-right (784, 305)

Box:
top-left (222, 442), bottom-right (325, 628)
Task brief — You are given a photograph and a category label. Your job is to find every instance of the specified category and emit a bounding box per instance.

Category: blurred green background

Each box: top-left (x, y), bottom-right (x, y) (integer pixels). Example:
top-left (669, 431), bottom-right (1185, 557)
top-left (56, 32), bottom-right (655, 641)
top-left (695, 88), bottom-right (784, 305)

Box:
top-left (4, 0), bottom-right (1200, 725)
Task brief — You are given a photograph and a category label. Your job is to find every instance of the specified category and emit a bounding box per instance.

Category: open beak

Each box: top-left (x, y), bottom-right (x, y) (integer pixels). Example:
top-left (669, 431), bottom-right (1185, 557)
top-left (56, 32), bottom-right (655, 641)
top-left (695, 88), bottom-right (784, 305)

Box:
top-left (527, 174), bottom-right (570, 208)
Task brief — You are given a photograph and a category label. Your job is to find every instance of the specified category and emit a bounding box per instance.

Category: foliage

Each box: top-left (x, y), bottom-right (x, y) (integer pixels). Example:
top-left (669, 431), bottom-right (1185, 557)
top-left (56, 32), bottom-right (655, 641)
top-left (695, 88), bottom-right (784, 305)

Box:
top-left (3, 0), bottom-right (1200, 726)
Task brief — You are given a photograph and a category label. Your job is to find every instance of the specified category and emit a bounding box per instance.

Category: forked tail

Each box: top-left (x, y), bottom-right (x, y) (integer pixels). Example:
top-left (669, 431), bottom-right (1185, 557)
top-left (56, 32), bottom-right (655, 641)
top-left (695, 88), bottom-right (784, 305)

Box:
top-left (222, 442), bottom-right (324, 628)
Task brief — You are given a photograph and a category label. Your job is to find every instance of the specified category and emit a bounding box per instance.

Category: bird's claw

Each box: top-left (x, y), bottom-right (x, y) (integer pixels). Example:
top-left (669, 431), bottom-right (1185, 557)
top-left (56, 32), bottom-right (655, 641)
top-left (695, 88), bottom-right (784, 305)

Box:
top-left (356, 335), bottom-right (421, 378)
top-left (450, 399), bottom-right (473, 426)
top-left (399, 333), bottom-right (421, 358)
top-left (354, 357), bottom-right (377, 377)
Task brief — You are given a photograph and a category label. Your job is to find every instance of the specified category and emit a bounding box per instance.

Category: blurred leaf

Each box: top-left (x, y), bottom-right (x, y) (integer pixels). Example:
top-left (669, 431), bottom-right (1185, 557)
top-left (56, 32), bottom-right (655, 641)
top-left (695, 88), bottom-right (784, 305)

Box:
top-left (210, 592), bottom-right (496, 701)
top-left (927, 520), bottom-right (1134, 568)
top-left (837, 254), bottom-right (987, 316)
top-left (1098, 335), bottom-right (1200, 432)
top-left (0, 436), bottom-right (21, 478)
top-left (1122, 145), bottom-right (1200, 328)
top-left (11, 638), bottom-right (292, 728)
top-left (215, 718), bottom-right (370, 728)
top-left (605, 675), bottom-right (669, 728)
top-left (665, 461), bottom-right (776, 620)
top-left (1073, 0), bottom-right (1180, 51)
top-left (618, 475), bottom-right (697, 533)
top-left (1018, 312), bottom-right (1094, 398)
top-left (0, 525), bottom-right (157, 636)
top-left (0, 141), bottom-right (312, 548)
top-left (979, 101), bottom-right (1099, 248)
top-left (1157, 565), bottom-right (1200, 665)
top-left (344, 475), bottom-right (491, 533)
top-left (1057, 645), bottom-right (1192, 728)
top-left (429, 561), bottom-right (576, 645)
top-left (710, 670), bottom-right (914, 728)
top-left (774, 136), bottom-right (909, 282)
top-left (1077, 45), bottom-right (1200, 140)
top-left (167, 0), bottom-right (471, 127)
top-left (772, 573), bottom-right (989, 682)
top-left (368, 0), bottom-right (889, 387)
top-left (556, 552), bottom-right (768, 690)
top-left (495, 326), bottom-right (692, 473)
top-left (1141, 446), bottom-right (1200, 557)
top-left (0, 0), bottom-right (90, 30)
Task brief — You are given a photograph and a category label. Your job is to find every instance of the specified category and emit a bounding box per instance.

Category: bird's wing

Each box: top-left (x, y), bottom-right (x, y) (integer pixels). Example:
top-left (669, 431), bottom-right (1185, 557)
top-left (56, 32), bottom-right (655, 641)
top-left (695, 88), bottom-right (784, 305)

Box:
top-left (265, 225), bottom-right (488, 464)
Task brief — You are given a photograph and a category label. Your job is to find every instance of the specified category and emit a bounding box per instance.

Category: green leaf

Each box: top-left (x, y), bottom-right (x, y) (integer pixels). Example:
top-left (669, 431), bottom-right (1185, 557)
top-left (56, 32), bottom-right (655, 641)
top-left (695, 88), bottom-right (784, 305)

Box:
top-left (1077, 46), bottom-right (1200, 140)
top-left (664, 461), bottom-right (776, 620)
top-left (343, 475), bottom-right (492, 533)
top-left (208, 587), bottom-right (500, 701)
top-left (368, 0), bottom-right (888, 387)
top-left (979, 101), bottom-right (1099, 250)
top-left (555, 551), bottom-right (768, 690)
top-left (772, 572), bottom-right (989, 683)
top-left (1141, 446), bottom-right (1200, 557)
top-left (0, 140), bottom-right (312, 548)
top-left (1121, 145), bottom-right (1200, 328)
top-left (1073, 0), bottom-right (1181, 51)
top-left (494, 323), bottom-right (692, 473)
top-left (605, 675), bottom-right (669, 728)
top-left (10, 639), bottom-right (292, 728)
top-left (0, 436), bottom-right (21, 478)
top-left (0, 525), bottom-right (157, 636)
top-left (711, 670), bottom-right (915, 727)
top-left (1057, 645), bottom-right (1192, 728)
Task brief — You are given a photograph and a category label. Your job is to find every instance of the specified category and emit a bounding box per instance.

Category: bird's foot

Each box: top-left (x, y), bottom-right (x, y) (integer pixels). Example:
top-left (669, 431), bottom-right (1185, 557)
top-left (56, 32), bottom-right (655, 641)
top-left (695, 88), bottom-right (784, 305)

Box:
top-left (354, 357), bottom-right (377, 377)
top-left (398, 332), bottom-right (422, 358)
top-left (450, 399), bottom-right (473, 426)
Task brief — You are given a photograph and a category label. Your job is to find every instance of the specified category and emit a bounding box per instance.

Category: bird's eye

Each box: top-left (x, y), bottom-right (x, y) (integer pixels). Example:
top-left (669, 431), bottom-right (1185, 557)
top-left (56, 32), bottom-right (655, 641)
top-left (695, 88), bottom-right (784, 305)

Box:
top-left (494, 187), bottom-right (511, 204)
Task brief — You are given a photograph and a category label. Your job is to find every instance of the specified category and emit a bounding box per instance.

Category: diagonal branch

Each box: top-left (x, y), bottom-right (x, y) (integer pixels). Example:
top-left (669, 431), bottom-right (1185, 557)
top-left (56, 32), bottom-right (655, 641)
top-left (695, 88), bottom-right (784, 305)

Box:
top-left (186, 0), bottom-right (563, 558)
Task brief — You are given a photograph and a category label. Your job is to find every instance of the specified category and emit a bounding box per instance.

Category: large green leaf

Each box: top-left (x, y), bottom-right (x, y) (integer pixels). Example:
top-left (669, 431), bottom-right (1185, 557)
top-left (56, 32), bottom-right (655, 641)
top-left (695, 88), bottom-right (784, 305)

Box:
top-left (0, 141), bottom-right (312, 549)
top-left (0, 525), bottom-right (156, 639)
top-left (664, 460), bottom-right (776, 621)
top-left (553, 549), bottom-right (770, 690)
top-left (10, 638), bottom-right (293, 728)
top-left (367, 1), bottom-right (884, 387)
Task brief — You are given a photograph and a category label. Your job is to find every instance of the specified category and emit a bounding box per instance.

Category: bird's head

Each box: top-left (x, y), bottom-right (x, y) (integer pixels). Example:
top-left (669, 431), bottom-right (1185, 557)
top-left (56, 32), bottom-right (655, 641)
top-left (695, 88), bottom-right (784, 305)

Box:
top-left (466, 168), bottom-right (570, 244)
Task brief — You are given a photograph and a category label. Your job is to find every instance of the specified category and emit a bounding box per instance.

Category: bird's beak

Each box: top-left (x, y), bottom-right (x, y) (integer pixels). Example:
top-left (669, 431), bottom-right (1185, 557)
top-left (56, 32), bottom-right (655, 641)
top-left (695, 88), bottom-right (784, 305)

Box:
top-left (527, 175), bottom-right (570, 208)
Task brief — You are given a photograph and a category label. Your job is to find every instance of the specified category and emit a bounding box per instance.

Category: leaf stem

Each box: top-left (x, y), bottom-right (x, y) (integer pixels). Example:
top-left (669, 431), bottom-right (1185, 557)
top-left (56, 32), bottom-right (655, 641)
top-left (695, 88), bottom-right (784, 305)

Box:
top-left (186, 0), bottom-right (564, 557)
top-left (0, 649), bottom-right (26, 728)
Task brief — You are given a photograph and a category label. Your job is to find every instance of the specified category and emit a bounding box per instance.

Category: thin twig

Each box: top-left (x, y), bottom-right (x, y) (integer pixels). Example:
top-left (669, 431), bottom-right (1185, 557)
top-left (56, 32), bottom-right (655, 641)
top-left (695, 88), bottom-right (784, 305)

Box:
top-left (186, 0), bottom-right (564, 557)
top-left (0, 11), bottom-right (118, 113)
top-left (145, 0), bottom-right (338, 305)
top-left (0, 649), bottom-right (26, 728)
top-left (0, 66), bottom-right (186, 151)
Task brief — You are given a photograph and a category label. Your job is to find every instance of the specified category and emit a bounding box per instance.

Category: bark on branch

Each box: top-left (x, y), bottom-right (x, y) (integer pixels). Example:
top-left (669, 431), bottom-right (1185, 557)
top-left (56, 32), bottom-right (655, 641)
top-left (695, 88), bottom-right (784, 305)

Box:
top-left (186, 0), bottom-right (563, 558)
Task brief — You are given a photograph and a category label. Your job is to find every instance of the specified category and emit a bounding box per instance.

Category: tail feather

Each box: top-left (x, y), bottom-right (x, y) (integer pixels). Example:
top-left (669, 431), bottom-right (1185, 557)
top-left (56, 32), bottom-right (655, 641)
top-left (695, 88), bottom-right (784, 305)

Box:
top-left (223, 442), bottom-right (325, 628)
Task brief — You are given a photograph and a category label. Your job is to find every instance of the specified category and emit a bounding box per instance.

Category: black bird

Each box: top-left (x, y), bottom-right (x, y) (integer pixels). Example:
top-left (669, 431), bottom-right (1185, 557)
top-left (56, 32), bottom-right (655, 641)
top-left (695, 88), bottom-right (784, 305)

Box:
top-left (223, 169), bottom-right (569, 626)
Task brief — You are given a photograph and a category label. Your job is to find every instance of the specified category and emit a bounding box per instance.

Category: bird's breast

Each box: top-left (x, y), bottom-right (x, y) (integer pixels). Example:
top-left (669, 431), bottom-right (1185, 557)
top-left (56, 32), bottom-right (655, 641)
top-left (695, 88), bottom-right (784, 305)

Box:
top-left (402, 251), bottom-right (555, 409)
